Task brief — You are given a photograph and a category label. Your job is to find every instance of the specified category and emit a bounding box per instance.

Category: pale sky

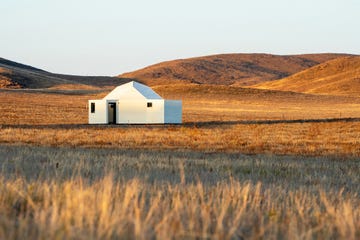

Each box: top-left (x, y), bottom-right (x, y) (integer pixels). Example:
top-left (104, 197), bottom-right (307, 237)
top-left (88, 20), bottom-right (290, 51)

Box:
top-left (1, 0), bottom-right (359, 76)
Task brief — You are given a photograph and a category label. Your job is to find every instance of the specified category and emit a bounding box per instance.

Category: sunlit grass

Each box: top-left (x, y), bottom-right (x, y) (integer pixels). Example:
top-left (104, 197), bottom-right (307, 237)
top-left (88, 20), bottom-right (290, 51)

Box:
top-left (1, 88), bottom-right (360, 239)
top-left (1, 121), bottom-right (360, 156)
top-left (0, 146), bottom-right (359, 239)
top-left (1, 87), bottom-right (360, 125)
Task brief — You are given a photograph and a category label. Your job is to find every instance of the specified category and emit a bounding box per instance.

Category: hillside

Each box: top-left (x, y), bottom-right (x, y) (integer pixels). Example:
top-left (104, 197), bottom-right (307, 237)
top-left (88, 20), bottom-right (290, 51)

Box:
top-left (0, 58), bottom-right (130, 89)
top-left (1, 53), bottom-right (354, 89)
top-left (119, 53), bottom-right (351, 86)
top-left (250, 56), bottom-right (360, 96)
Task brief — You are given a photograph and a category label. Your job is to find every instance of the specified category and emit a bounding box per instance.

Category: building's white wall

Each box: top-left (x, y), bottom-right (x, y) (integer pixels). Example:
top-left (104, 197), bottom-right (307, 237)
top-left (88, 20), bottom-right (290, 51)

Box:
top-left (164, 100), bottom-right (182, 124)
top-left (117, 100), bottom-right (164, 124)
top-left (88, 100), bottom-right (107, 124)
top-left (117, 101), bottom-right (146, 124)
top-left (146, 100), bottom-right (164, 123)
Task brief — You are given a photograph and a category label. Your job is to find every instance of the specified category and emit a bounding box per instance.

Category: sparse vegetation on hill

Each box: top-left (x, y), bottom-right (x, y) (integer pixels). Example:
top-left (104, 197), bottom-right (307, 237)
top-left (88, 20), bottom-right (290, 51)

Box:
top-left (251, 56), bottom-right (360, 96)
top-left (120, 53), bottom-right (351, 86)
top-left (0, 57), bottom-right (46, 72)
top-left (0, 58), bottom-right (131, 89)
top-left (0, 67), bottom-right (21, 88)
top-left (0, 53), bottom-right (355, 90)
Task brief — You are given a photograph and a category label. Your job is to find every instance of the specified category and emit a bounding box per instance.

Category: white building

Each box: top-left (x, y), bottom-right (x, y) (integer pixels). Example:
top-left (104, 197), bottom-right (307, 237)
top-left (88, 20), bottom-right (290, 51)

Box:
top-left (88, 81), bottom-right (182, 124)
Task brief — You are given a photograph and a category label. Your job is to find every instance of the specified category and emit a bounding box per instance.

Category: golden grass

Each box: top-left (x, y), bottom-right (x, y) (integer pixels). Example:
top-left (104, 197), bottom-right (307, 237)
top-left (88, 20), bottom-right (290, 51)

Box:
top-left (1, 121), bottom-right (360, 156)
top-left (2, 64), bottom-right (360, 239)
top-left (2, 85), bottom-right (360, 124)
top-left (0, 146), bottom-right (359, 239)
top-left (48, 84), bottom-right (101, 90)
top-left (156, 84), bottom-right (360, 121)
top-left (1, 88), bottom-right (360, 156)
top-left (120, 53), bottom-right (349, 86)
top-left (0, 91), bottom-right (95, 125)
top-left (251, 56), bottom-right (360, 96)
top-left (0, 68), bottom-right (21, 88)
top-left (2, 177), bottom-right (359, 239)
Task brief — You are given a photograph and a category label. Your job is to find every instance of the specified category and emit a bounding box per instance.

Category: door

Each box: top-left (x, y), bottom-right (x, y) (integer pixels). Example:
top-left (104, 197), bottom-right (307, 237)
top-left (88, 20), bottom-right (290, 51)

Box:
top-left (108, 103), bottom-right (116, 124)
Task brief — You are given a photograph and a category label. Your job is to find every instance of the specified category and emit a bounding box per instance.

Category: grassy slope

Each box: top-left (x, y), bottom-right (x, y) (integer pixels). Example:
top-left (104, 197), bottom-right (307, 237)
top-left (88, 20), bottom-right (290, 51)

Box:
top-left (0, 53), bottom-right (354, 90)
top-left (119, 53), bottom-right (351, 86)
top-left (0, 67), bottom-right (19, 88)
top-left (250, 56), bottom-right (360, 96)
top-left (0, 58), bottom-right (131, 89)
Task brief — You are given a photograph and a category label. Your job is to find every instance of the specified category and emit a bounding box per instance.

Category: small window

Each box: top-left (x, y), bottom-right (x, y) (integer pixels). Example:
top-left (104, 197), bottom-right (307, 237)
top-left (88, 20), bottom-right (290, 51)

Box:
top-left (91, 102), bottom-right (95, 113)
top-left (147, 102), bottom-right (152, 108)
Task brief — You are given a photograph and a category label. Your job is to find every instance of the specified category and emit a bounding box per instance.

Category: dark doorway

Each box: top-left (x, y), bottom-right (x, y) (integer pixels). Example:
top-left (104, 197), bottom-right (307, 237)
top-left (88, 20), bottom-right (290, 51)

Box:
top-left (108, 103), bottom-right (116, 124)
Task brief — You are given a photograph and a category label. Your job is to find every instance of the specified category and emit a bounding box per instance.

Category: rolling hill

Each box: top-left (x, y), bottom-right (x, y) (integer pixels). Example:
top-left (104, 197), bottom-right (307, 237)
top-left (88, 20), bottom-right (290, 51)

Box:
top-left (250, 56), bottom-right (360, 96)
top-left (0, 58), bottom-right (130, 89)
top-left (119, 53), bottom-right (351, 86)
top-left (0, 53), bottom-right (355, 90)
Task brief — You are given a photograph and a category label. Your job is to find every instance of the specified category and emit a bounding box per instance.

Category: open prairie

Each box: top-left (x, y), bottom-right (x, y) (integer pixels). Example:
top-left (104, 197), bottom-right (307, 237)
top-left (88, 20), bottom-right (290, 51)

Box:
top-left (1, 55), bottom-right (360, 239)
top-left (1, 85), bottom-right (360, 156)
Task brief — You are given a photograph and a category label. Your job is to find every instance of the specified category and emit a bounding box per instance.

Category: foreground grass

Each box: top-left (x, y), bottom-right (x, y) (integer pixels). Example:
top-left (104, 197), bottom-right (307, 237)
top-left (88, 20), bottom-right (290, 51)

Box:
top-left (0, 146), bottom-right (359, 239)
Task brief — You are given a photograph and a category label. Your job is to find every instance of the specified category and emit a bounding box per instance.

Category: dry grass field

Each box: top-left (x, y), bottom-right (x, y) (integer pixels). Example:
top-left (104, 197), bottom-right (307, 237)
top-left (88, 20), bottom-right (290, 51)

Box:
top-left (1, 84), bottom-right (360, 239)
top-left (0, 146), bottom-right (359, 239)
top-left (1, 86), bottom-right (360, 156)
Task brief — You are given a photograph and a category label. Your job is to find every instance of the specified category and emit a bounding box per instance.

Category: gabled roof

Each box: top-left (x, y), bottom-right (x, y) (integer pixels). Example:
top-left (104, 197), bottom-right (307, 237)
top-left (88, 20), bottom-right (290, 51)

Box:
top-left (103, 81), bottom-right (162, 100)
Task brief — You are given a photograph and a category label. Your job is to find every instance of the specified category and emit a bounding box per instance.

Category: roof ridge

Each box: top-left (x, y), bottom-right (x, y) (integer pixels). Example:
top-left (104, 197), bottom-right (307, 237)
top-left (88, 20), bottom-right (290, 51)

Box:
top-left (103, 81), bottom-right (162, 100)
